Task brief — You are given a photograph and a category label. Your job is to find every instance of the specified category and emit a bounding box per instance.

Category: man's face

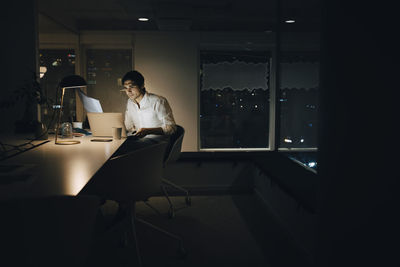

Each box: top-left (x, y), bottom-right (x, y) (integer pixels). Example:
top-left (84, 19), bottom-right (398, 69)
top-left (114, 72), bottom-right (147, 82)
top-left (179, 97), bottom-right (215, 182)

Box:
top-left (123, 80), bottom-right (144, 101)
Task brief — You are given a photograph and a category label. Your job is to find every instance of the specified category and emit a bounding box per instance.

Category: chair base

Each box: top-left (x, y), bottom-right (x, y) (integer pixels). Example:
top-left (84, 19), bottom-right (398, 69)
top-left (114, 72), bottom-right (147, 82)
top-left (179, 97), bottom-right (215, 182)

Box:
top-left (162, 179), bottom-right (191, 218)
top-left (114, 201), bottom-right (186, 266)
top-left (135, 217), bottom-right (186, 257)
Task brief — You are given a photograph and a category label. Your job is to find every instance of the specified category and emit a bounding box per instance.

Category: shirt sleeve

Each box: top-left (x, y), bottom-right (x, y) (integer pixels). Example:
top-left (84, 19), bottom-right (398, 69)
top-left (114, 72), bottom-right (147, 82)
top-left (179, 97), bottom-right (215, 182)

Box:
top-left (156, 97), bottom-right (177, 135)
top-left (124, 101), bottom-right (135, 132)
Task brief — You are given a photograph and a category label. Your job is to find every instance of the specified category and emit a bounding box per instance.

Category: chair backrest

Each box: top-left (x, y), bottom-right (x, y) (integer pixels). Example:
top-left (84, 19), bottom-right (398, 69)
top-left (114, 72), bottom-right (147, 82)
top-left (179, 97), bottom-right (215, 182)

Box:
top-left (83, 141), bottom-right (168, 203)
top-left (0, 195), bottom-right (99, 267)
top-left (164, 125), bottom-right (185, 165)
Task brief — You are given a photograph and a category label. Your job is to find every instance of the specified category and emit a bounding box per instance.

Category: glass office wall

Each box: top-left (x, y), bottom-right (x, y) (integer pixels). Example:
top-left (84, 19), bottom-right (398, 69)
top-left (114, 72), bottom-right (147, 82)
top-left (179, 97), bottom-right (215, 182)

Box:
top-left (199, 51), bottom-right (271, 149)
top-left (85, 49), bottom-right (132, 114)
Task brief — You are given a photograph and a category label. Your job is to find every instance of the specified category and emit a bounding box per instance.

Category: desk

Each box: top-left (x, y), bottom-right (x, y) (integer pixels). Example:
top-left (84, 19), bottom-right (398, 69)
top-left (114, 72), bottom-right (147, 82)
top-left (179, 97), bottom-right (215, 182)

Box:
top-left (0, 136), bottom-right (126, 199)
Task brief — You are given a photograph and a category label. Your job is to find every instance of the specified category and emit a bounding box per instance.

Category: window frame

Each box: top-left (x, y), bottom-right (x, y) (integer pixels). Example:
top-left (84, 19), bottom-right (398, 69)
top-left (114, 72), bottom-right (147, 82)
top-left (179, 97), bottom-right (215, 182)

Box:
top-left (198, 50), bottom-right (276, 152)
top-left (198, 48), bottom-right (319, 153)
top-left (277, 50), bottom-right (320, 152)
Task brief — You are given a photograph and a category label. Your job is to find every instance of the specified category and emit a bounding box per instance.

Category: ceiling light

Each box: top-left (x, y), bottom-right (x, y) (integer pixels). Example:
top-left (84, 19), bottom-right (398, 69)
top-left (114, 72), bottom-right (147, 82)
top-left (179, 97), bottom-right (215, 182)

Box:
top-left (138, 17), bottom-right (149, 22)
top-left (285, 19), bottom-right (295, 24)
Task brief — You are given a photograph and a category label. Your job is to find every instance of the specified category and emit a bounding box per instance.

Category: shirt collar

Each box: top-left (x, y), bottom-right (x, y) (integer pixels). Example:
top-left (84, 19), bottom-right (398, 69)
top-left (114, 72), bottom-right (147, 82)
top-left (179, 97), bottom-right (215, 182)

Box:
top-left (131, 92), bottom-right (148, 108)
top-left (139, 92), bottom-right (149, 107)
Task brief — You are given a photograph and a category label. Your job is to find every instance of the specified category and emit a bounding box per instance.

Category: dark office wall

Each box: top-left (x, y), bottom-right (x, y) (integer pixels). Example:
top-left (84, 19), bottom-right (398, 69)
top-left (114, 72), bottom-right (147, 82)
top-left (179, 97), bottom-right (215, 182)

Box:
top-left (254, 170), bottom-right (317, 262)
top-left (317, 1), bottom-right (399, 266)
top-left (2, 1), bottom-right (38, 133)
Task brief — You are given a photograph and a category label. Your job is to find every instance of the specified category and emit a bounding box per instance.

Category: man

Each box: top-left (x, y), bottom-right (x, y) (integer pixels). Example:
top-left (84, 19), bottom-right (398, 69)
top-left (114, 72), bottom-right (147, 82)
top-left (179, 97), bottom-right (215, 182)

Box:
top-left (122, 70), bottom-right (176, 138)
top-left (107, 70), bottom-right (177, 225)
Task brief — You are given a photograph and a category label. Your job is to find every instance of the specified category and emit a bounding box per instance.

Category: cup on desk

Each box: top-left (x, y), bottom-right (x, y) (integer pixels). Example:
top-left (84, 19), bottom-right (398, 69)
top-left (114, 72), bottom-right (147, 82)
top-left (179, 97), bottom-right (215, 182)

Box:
top-left (72, 122), bottom-right (83, 129)
top-left (112, 127), bottom-right (122, 140)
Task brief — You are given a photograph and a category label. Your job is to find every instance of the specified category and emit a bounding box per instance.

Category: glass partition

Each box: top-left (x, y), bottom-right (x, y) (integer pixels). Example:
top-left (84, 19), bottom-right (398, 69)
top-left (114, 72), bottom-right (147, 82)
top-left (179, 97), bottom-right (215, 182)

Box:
top-left (85, 49), bottom-right (132, 114)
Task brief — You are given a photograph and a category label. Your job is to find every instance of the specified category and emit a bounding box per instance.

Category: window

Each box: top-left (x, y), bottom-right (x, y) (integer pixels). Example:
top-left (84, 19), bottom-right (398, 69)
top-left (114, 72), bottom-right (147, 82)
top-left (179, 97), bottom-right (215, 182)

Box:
top-left (278, 52), bottom-right (319, 149)
top-left (39, 49), bottom-right (76, 131)
top-left (199, 51), bottom-right (271, 149)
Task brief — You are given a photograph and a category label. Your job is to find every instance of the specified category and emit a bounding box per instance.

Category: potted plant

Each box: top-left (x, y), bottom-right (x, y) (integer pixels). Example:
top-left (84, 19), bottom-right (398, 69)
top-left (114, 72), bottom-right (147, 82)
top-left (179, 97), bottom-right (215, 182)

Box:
top-left (1, 71), bottom-right (48, 139)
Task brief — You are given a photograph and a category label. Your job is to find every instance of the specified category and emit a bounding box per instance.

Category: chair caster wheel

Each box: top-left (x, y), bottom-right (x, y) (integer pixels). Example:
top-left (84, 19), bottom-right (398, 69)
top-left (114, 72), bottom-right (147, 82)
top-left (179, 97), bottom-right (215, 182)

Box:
top-left (168, 207), bottom-right (175, 219)
top-left (185, 196), bottom-right (191, 206)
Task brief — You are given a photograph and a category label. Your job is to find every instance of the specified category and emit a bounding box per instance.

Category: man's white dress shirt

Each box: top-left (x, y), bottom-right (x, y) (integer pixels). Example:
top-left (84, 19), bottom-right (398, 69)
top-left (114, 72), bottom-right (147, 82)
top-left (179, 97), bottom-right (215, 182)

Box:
top-left (124, 92), bottom-right (176, 135)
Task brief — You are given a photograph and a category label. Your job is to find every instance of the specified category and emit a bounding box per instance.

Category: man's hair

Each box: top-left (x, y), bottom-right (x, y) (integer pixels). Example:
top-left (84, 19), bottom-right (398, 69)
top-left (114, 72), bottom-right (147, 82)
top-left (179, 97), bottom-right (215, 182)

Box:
top-left (122, 70), bottom-right (145, 87)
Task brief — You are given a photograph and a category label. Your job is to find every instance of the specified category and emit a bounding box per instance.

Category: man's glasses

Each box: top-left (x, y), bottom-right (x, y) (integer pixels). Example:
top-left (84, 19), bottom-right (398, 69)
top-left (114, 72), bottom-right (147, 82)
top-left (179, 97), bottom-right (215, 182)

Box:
top-left (120, 84), bottom-right (140, 92)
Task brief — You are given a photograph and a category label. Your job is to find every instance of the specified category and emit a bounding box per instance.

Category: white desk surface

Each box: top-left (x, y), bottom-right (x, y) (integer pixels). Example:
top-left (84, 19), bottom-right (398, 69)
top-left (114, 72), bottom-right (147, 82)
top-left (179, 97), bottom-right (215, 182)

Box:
top-left (0, 135), bottom-right (126, 199)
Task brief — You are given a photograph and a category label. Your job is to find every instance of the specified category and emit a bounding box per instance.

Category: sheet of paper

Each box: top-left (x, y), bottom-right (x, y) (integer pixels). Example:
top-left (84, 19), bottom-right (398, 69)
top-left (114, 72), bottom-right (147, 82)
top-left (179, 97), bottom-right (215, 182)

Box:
top-left (77, 89), bottom-right (103, 113)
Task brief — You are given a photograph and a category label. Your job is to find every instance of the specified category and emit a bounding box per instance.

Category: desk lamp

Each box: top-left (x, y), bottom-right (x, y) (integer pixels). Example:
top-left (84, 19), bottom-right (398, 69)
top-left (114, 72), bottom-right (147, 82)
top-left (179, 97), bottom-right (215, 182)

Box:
top-left (55, 75), bottom-right (87, 145)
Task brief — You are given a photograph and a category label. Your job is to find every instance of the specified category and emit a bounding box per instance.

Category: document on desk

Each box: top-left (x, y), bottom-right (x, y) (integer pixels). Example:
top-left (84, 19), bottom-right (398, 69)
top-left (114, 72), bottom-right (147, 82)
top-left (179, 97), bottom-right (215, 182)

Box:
top-left (77, 89), bottom-right (103, 113)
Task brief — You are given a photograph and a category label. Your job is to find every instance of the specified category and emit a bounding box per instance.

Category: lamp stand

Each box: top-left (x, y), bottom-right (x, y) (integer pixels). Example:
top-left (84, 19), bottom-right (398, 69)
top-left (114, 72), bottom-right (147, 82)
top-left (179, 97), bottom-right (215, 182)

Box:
top-left (55, 86), bottom-right (86, 145)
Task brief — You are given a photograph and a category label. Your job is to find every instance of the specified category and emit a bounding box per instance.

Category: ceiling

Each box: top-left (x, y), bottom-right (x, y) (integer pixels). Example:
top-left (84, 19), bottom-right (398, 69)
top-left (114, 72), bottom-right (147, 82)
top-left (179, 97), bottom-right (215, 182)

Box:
top-left (38, 0), bottom-right (321, 33)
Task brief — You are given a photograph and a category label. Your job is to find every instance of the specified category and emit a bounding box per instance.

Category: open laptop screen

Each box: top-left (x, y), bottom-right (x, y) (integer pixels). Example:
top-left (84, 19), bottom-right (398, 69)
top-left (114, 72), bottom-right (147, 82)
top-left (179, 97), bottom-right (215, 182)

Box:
top-left (87, 112), bottom-right (127, 137)
top-left (77, 89), bottom-right (103, 113)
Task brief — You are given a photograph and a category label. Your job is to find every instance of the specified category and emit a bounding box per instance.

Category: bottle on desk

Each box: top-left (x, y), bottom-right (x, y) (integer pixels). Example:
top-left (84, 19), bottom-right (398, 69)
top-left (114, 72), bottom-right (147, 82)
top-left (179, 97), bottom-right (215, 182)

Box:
top-left (60, 122), bottom-right (73, 139)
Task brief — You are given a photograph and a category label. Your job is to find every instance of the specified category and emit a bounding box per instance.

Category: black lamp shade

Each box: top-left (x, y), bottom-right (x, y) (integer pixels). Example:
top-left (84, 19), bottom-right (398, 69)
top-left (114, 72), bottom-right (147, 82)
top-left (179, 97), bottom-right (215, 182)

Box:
top-left (59, 75), bottom-right (87, 88)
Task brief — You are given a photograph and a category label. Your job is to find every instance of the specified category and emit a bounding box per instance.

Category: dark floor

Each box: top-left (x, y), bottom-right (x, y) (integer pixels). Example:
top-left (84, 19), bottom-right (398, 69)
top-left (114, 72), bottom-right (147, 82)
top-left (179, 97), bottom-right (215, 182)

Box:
top-left (87, 194), bottom-right (312, 267)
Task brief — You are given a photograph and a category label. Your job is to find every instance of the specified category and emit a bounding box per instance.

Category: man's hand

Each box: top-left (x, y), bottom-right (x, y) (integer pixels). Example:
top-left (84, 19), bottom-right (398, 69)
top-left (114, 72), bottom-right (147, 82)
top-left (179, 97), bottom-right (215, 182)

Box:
top-left (133, 127), bottom-right (164, 138)
top-left (133, 128), bottom-right (149, 138)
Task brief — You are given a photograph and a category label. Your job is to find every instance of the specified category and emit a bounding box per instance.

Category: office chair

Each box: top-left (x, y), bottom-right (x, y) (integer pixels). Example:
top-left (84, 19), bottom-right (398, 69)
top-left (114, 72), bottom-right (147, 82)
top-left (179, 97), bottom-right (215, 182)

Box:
top-left (0, 195), bottom-right (99, 267)
top-left (81, 141), bottom-right (185, 267)
top-left (162, 125), bottom-right (191, 218)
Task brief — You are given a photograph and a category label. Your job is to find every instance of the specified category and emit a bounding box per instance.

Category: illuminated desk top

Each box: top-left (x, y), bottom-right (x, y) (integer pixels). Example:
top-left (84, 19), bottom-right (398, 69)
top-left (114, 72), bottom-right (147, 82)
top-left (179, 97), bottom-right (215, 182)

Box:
top-left (0, 135), bottom-right (126, 199)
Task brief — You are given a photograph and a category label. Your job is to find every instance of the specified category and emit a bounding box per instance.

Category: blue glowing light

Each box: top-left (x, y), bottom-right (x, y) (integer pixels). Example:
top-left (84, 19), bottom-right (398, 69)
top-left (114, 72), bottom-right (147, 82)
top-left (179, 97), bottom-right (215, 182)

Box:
top-left (308, 161), bottom-right (317, 168)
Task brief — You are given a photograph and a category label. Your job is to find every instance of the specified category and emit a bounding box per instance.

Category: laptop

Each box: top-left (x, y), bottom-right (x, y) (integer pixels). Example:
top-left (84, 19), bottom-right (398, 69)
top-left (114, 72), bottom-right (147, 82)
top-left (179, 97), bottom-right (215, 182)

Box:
top-left (77, 89), bottom-right (127, 137)
top-left (87, 112), bottom-right (127, 137)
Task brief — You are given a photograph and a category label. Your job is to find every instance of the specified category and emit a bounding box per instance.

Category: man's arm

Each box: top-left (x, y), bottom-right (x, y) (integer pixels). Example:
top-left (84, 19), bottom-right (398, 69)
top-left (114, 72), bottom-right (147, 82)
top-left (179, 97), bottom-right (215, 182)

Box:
top-left (157, 97), bottom-right (177, 135)
top-left (134, 127), bottom-right (164, 137)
